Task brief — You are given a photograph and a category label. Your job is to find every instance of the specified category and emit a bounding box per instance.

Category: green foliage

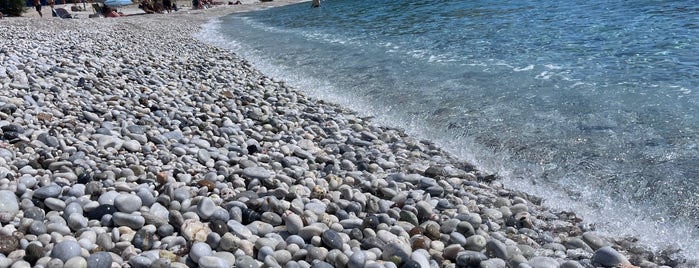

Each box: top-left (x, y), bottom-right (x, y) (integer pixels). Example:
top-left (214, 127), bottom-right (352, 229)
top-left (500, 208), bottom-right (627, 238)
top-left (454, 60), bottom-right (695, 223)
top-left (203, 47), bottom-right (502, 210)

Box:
top-left (0, 0), bottom-right (27, 17)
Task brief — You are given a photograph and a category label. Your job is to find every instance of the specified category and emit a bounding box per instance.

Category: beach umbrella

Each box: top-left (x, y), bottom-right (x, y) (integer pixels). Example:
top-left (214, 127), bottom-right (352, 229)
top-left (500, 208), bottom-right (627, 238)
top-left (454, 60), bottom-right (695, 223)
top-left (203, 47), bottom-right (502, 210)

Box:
top-left (102, 0), bottom-right (132, 6)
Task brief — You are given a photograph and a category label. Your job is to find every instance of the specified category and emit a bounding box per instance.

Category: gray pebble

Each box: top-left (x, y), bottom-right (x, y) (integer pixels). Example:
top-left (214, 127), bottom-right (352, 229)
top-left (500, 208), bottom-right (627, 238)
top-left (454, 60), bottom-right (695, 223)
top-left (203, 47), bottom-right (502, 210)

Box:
top-left (49, 240), bottom-right (81, 262)
top-left (86, 252), bottom-right (112, 268)
top-left (591, 246), bottom-right (629, 267)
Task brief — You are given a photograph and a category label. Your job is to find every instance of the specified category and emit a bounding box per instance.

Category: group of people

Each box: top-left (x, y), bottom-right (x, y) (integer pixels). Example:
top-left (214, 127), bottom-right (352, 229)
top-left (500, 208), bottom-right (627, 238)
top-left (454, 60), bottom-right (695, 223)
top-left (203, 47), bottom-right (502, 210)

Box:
top-left (139, 0), bottom-right (178, 13)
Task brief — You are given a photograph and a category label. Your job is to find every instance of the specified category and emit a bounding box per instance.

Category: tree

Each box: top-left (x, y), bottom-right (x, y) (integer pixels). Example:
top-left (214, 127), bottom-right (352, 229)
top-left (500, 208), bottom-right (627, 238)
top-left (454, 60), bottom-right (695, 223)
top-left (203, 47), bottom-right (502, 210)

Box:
top-left (0, 0), bottom-right (27, 16)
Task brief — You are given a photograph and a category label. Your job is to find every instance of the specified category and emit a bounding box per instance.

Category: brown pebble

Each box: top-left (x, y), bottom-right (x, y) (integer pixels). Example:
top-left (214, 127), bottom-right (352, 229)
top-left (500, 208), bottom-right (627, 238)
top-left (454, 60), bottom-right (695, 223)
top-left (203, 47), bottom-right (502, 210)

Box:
top-left (0, 233), bottom-right (19, 255)
top-left (197, 180), bottom-right (215, 191)
top-left (409, 226), bottom-right (424, 237)
top-left (156, 172), bottom-right (169, 184)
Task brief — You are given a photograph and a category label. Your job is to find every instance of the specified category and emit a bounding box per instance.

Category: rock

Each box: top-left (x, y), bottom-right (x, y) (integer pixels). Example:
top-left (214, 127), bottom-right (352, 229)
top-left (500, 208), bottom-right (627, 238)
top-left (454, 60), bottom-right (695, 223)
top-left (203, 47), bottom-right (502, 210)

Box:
top-left (33, 185), bottom-right (62, 199)
top-left (284, 212), bottom-right (304, 235)
top-left (479, 258), bottom-right (506, 268)
top-left (198, 256), bottom-right (229, 268)
top-left (348, 251), bottom-right (367, 268)
top-left (112, 212), bottom-right (145, 229)
top-left (322, 229), bottom-right (344, 250)
top-left (197, 197), bottom-right (216, 220)
top-left (465, 235), bottom-right (487, 251)
top-left (235, 255), bottom-right (260, 268)
top-left (592, 246), bottom-right (629, 267)
top-left (64, 256), bottom-right (87, 268)
top-left (86, 252), bottom-right (113, 268)
top-left (190, 242), bottom-right (213, 263)
top-left (0, 190), bottom-right (18, 223)
top-left (381, 242), bottom-right (410, 266)
top-left (50, 240), bottom-right (82, 262)
top-left (182, 219), bottom-right (211, 242)
top-left (86, 204), bottom-right (118, 220)
top-left (242, 167), bottom-right (271, 180)
top-left (582, 232), bottom-right (608, 250)
top-left (528, 256), bottom-right (559, 268)
top-left (456, 251), bottom-right (487, 267)
top-left (0, 233), bottom-right (19, 255)
top-left (25, 243), bottom-right (44, 265)
top-left (114, 193), bottom-right (142, 213)
top-left (485, 239), bottom-right (509, 260)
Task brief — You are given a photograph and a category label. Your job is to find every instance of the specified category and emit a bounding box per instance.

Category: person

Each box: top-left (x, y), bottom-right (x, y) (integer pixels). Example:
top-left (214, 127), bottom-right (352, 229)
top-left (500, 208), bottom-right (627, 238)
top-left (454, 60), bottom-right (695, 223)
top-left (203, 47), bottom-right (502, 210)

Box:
top-left (163, 0), bottom-right (171, 13)
top-left (311, 0), bottom-right (319, 8)
top-left (103, 6), bottom-right (122, 17)
top-left (0, 11), bottom-right (4, 19)
top-left (34, 0), bottom-right (43, 17)
top-left (139, 0), bottom-right (155, 13)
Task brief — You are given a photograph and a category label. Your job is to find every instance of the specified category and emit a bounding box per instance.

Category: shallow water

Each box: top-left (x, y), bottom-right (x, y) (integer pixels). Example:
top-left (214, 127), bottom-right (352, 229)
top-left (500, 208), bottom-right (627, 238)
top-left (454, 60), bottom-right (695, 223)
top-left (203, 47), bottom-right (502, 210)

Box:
top-left (198, 0), bottom-right (699, 260)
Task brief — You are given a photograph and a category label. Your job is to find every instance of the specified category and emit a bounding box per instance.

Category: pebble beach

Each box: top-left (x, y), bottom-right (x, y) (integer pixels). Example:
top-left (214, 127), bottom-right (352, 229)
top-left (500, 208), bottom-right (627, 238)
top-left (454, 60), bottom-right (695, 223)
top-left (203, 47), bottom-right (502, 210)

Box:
top-left (0, 3), bottom-right (691, 268)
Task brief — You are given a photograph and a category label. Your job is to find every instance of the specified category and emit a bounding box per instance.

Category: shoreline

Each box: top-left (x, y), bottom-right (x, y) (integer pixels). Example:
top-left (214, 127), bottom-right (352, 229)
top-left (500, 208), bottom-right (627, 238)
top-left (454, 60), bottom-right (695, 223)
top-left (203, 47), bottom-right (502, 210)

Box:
top-left (0, 2), bottom-right (692, 268)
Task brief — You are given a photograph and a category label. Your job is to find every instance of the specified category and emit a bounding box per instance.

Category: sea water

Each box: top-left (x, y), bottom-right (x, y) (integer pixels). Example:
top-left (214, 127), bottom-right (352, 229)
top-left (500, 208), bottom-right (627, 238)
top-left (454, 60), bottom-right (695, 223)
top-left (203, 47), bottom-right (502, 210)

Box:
top-left (198, 0), bottom-right (699, 260)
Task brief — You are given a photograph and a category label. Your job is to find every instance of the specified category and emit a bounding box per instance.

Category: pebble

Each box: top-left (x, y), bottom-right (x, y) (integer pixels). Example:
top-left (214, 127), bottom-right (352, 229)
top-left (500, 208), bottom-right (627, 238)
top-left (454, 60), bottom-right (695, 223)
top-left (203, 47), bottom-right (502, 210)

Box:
top-left (591, 246), bottom-right (629, 267)
top-left (114, 193), bottom-right (142, 213)
top-left (190, 242), bottom-right (213, 263)
top-left (49, 240), bottom-right (82, 262)
top-left (86, 252), bottom-right (113, 268)
top-left (0, 190), bottom-right (19, 223)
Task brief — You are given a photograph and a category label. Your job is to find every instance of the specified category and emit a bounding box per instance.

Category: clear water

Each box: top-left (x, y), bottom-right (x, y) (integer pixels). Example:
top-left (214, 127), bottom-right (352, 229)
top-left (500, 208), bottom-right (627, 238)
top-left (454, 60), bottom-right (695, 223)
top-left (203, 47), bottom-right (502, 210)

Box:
top-left (197, 0), bottom-right (699, 260)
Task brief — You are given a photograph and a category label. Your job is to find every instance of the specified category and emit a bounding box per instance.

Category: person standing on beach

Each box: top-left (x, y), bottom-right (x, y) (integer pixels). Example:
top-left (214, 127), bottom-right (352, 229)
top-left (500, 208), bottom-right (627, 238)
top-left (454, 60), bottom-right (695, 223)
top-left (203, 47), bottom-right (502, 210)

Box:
top-left (34, 0), bottom-right (43, 17)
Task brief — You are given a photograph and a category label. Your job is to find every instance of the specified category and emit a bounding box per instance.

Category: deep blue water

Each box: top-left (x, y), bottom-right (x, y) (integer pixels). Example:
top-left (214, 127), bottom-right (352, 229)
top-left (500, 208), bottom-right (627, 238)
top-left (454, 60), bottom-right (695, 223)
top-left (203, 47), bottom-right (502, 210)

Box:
top-left (198, 0), bottom-right (699, 259)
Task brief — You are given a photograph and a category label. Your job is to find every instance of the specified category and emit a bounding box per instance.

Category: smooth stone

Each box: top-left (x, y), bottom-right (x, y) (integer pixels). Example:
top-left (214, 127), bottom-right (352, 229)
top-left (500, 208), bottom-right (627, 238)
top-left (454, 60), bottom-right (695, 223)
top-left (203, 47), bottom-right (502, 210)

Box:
top-left (410, 250), bottom-right (430, 268)
top-left (322, 229), bottom-right (344, 250)
top-left (129, 256), bottom-right (153, 268)
top-left (381, 242), bottom-right (410, 266)
top-left (196, 197), bottom-right (216, 220)
top-left (456, 251), bottom-right (488, 267)
top-left (133, 228), bottom-right (155, 250)
top-left (242, 167), bottom-right (271, 180)
top-left (86, 252), bottom-right (112, 268)
top-left (112, 212), bottom-right (145, 229)
top-left (284, 213), bottom-right (304, 235)
top-left (198, 256), bottom-right (229, 268)
top-left (479, 258), bottom-right (506, 268)
top-left (348, 251), bottom-right (367, 268)
top-left (50, 240), bottom-right (82, 262)
top-left (560, 260), bottom-right (584, 268)
top-left (485, 239), bottom-right (509, 260)
top-left (86, 205), bottom-right (118, 220)
top-left (582, 232), bottom-right (608, 250)
top-left (97, 191), bottom-right (120, 205)
top-left (24, 207), bottom-right (45, 221)
top-left (114, 193), bottom-right (142, 213)
top-left (0, 190), bottom-right (18, 223)
top-left (64, 256), bottom-right (87, 268)
top-left (591, 246), bottom-right (629, 267)
top-left (67, 213), bottom-right (88, 231)
top-left (190, 242), bottom-right (213, 263)
top-left (25, 243), bottom-right (44, 265)
top-left (44, 198), bottom-right (66, 211)
top-left (272, 250), bottom-right (293, 266)
top-left (465, 235), bottom-right (487, 251)
top-left (235, 255), bottom-right (260, 268)
top-left (63, 202), bottom-right (83, 217)
top-left (29, 221), bottom-right (47, 235)
top-left (226, 220), bottom-right (252, 239)
top-left (528, 256), bottom-right (559, 268)
top-left (32, 185), bottom-right (62, 199)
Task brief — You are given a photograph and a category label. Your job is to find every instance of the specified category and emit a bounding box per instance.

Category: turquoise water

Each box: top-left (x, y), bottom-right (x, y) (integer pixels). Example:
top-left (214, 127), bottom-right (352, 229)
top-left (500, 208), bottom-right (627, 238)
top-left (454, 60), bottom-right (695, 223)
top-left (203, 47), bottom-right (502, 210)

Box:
top-left (198, 0), bottom-right (699, 260)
